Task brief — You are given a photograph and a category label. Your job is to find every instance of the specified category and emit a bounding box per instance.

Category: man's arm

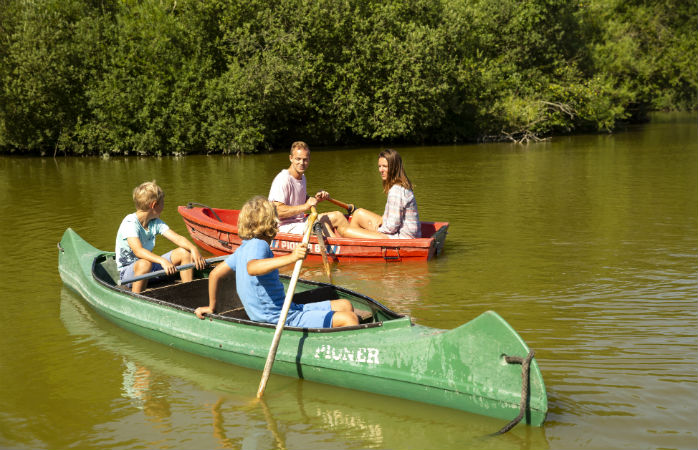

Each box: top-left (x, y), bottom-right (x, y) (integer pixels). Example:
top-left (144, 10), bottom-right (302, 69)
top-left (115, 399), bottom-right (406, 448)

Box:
top-left (273, 197), bottom-right (318, 220)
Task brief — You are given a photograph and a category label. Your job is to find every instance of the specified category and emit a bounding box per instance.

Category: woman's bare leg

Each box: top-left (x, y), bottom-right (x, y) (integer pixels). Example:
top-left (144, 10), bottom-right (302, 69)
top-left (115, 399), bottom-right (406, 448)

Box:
top-left (336, 225), bottom-right (387, 239)
top-left (348, 208), bottom-right (382, 231)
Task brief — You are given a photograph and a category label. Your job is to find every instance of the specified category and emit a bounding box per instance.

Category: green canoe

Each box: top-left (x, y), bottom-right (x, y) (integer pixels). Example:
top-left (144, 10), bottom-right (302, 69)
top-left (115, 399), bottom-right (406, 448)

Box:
top-left (58, 228), bottom-right (547, 427)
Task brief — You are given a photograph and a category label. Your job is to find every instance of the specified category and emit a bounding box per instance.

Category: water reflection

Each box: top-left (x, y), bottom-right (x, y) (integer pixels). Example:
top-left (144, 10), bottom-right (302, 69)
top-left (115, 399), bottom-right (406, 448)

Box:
top-left (121, 360), bottom-right (172, 430)
top-left (311, 397), bottom-right (384, 445)
top-left (210, 398), bottom-right (236, 449)
top-left (59, 288), bottom-right (550, 449)
top-left (210, 397), bottom-right (286, 450)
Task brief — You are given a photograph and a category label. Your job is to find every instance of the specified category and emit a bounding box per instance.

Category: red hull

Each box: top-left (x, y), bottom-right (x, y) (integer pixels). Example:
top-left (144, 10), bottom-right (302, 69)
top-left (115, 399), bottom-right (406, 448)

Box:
top-left (178, 205), bottom-right (448, 262)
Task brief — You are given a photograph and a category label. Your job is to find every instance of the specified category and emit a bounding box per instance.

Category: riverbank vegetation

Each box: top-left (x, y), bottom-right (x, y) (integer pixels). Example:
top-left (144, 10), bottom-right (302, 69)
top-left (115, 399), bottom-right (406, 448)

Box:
top-left (1, 0), bottom-right (695, 155)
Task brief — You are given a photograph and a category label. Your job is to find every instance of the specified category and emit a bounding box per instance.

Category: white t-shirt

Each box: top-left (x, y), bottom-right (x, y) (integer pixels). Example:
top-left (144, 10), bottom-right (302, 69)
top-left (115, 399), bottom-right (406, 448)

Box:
top-left (115, 213), bottom-right (170, 270)
top-left (268, 169), bottom-right (307, 227)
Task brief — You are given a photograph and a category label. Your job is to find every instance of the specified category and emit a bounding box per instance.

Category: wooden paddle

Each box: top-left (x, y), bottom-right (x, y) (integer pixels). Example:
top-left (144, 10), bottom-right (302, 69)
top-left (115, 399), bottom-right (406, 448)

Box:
top-left (118, 255), bottom-right (228, 286)
top-left (257, 207), bottom-right (319, 398)
top-left (186, 201), bottom-right (223, 222)
top-left (313, 222), bottom-right (333, 284)
top-left (326, 197), bottom-right (356, 215)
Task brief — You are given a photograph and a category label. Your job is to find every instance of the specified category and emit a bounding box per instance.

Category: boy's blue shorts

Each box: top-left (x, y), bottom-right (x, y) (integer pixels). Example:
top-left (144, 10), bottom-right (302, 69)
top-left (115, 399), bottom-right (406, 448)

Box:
top-left (118, 251), bottom-right (174, 288)
top-left (286, 300), bottom-right (334, 328)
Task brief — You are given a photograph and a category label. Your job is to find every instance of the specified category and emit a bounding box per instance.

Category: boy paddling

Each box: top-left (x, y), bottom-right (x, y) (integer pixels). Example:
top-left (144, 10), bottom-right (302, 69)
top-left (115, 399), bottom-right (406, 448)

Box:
top-left (195, 196), bottom-right (358, 328)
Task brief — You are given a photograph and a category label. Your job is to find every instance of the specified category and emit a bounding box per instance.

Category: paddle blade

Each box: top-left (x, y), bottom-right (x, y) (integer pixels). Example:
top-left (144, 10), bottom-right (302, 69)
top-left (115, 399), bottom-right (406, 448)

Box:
top-left (313, 222), bottom-right (333, 283)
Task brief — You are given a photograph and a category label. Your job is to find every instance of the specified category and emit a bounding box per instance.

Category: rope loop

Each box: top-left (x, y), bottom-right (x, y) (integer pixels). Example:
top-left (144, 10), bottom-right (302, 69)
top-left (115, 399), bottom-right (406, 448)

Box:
top-left (493, 349), bottom-right (535, 435)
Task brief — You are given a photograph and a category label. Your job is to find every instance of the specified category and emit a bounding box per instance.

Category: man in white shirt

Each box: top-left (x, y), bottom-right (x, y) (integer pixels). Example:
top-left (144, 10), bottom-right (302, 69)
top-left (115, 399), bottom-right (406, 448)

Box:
top-left (268, 141), bottom-right (346, 236)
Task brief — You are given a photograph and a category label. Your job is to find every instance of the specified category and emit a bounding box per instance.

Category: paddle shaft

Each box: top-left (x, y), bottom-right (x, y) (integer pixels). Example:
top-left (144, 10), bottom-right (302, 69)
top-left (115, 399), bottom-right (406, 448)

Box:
top-left (257, 208), bottom-right (318, 398)
top-left (118, 255), bottom-right (228, 286)
top-left (327, 197), bottom-right (355, 214)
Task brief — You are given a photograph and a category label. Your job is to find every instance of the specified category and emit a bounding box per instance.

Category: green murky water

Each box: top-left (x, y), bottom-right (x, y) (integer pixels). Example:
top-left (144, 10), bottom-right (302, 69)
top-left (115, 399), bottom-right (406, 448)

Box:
top-left (1, 113), bottom-right (696, 449)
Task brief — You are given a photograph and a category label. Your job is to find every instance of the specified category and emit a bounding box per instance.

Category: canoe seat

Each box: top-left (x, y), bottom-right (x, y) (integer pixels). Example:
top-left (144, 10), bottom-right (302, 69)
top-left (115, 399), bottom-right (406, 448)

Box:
top-left (355, 309), bottom-right (374, 323)
top-left (94, 255), bottom-right (120, 286)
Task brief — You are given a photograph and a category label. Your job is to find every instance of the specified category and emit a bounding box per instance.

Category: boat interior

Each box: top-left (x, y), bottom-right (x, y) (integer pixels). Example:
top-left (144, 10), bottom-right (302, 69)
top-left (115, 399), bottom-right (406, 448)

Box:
top-left (92, 254), bottom-right (401, 328)
top-left (190, 206), bottom-right (448, 241)
top-left (419, 221), bottom-right (448, 240)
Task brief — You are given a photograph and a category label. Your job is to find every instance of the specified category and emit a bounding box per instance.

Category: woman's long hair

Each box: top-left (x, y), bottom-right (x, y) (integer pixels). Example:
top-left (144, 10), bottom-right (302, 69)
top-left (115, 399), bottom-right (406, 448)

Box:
top-left (380, 149), bottom-right (413, 193)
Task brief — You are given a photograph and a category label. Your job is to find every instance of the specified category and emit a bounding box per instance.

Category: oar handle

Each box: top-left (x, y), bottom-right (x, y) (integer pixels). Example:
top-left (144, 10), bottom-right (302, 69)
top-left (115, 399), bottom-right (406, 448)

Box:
top-left (257, 208), bottom-right (318, 398)
top-left (327, 197), bottom-right (355, 214)
top-left (186, 202), bottom-right (223, 222)
top-left (118, 255), bottom-right (228, 286)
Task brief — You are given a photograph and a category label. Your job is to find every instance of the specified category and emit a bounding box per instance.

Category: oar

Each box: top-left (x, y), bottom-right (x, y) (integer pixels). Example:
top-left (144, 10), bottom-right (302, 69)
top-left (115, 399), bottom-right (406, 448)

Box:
top-left (186, 202), bottom-right (223, 222)
top-left (118, 255), bottom-right (228, 286)
top-left (327, 197), bottom-right (356, 215)
top-left (257, 207), bottom-right (319, 398)
top-left (313, 222), bottom-right (333, 284)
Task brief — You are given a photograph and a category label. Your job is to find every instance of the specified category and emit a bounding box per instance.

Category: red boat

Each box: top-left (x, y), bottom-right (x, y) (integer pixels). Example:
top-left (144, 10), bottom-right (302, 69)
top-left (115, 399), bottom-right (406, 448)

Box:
top-left (178, 204), bottom-right (449, 262)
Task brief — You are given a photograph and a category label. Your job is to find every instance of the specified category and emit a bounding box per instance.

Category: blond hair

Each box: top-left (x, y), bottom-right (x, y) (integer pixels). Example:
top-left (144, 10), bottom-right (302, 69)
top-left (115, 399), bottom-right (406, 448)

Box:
top-left (238, 196), bottom-right (279, 240)
top-left (133, 181), bottom-right (164, 211)
top-left (290, 141), bottom-right (309, 154)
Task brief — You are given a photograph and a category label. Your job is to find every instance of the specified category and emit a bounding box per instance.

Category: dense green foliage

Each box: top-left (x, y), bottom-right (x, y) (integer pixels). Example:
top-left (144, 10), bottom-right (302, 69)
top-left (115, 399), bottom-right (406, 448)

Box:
top-left (0, 0), bottom-right (695, 155)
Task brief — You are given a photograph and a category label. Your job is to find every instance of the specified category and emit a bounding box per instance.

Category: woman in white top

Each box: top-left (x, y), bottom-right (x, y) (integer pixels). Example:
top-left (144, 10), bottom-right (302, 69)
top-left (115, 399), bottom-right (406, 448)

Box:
top-left (337, 149), bottom-right (420, 239)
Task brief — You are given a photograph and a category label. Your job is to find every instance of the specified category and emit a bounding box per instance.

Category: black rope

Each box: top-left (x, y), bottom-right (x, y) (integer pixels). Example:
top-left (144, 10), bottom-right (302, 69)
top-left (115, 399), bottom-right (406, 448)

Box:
top-left (493, 349), bottom-right (535, 435)
top-left (186, 202), bottom-right (223, 222)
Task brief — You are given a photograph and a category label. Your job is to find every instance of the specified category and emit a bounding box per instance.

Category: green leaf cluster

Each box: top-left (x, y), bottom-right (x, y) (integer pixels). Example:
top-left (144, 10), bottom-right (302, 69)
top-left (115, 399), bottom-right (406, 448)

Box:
top-left (0, 0), bottom-right (695, 155)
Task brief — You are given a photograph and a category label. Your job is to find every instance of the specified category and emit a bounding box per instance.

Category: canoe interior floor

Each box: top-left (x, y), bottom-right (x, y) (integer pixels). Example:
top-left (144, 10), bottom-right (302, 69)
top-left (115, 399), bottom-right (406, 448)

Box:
top-left (144, 278), bottom-right (242, 312)
top-left (94, 255), bottom-right (376, 324)
top-left (143, 279), bottom-right (375, 323)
